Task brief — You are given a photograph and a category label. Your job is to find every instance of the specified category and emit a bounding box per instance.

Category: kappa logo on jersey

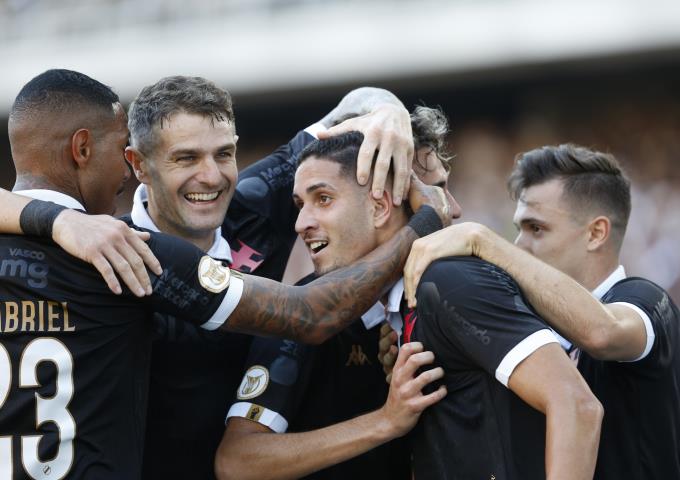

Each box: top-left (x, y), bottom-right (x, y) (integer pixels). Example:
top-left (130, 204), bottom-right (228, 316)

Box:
top-left (237, 365), bottom-right (269, 399)
top-left (345, 345), bottom-right (371, 366)
top-left (197, 256), bottom-right (231, 293)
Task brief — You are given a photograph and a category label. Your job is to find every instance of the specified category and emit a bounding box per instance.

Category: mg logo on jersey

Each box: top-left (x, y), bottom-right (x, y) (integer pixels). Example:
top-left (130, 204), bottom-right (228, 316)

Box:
top-left (237, 365), bottom-right (269, 400)
top-left (345, 345), bottom-right (371, 366)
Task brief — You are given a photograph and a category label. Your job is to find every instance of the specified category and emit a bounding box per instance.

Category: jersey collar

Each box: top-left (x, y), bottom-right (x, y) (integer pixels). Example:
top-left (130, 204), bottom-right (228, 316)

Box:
top-left (14, 189), bottom-right (86, 210)
top-left (130, 184), bottom-right (233, 263)
top-left (592, 265), bottom-right (626, 300)
top-left (361, 278), bottom-right (404, 332)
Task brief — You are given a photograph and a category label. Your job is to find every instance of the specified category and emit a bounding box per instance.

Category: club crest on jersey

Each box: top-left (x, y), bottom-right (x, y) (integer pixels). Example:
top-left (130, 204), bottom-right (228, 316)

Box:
top-left (237, 365), bottom-right (269, 400)
top-left (197, 255), bottom-right (231, 293)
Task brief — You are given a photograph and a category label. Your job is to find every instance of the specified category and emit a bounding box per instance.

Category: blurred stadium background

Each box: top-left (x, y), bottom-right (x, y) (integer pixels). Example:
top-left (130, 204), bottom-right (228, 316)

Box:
top-left (1, 0), bottom-right (679, 300)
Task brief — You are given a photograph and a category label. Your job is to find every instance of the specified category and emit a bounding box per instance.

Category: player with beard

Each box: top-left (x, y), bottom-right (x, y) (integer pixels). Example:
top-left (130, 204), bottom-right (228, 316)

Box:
top-left (0, 70), bottom-right (450, 479)
top-left (2, 74), bottom-right (431, 478)
top-left (216, 107), bottom-right (457, 480)
top-left (122, 77), bottom-right (417, 479)
top-left (218, 132), bottom-right (602, 480)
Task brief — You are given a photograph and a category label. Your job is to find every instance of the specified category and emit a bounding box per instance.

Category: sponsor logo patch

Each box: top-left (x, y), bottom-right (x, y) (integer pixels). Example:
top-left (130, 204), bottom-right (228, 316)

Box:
top-left (197, 256), bottom-right (231, 293)
top-left (246, 404), bottom-right (264, 422)
top-left (237, 365), bottom-right (269, 400)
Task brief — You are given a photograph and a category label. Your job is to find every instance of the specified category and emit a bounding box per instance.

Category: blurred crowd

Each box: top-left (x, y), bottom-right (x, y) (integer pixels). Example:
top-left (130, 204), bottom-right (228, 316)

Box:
top-left (449, 90), bottom-right (680, 302)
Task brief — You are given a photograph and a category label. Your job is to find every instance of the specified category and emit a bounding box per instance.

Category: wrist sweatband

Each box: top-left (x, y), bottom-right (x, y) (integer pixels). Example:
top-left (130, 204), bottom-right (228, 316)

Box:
top-left (407, 205), bottom-right (442, 238)
top-left (19, 199), bottom-right (68, 238)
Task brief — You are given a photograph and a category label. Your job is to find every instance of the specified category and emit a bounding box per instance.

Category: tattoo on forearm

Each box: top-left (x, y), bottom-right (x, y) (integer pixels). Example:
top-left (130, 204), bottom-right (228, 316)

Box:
top-left (227, 227), bottom-right (416, 342)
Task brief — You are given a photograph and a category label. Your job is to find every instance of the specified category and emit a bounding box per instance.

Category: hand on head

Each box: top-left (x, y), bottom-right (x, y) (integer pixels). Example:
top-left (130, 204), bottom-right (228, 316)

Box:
top-left (318, 104), bottom-right (413, 206)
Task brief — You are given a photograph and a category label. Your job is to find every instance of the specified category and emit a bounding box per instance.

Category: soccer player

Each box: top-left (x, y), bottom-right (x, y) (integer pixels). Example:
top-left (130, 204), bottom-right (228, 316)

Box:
top-left (2, 73), bottom-right (425, 478)
top-left (216, 106), bottom-right (456, 480)
top-left (403, 144), bottom-right (680, 479)
top-left (0, 70), bottom-right (448, 479)
top-left (220, 132), bottom-right (601, 480)
top-left (121, 76), bottom-right (416, 479)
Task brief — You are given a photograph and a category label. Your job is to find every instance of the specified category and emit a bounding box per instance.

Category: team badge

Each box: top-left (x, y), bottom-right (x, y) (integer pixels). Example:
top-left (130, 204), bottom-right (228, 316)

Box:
top-left (237, 365), bottom-right (269, 400)
top-left (197, 255), bottom-right (231, 293)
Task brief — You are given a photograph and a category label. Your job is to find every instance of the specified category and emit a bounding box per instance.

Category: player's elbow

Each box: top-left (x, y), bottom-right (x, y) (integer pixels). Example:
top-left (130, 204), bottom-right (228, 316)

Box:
top-left (581, 325), bottom-right (621, 360)
top-left (215, 450), bottom-right (246, 480)
top-left (550, 383), bottom-right (603, 433)
top-left (573, 389), bottom-right (604, 429)
top-left (214, 440), bottom-right (249, 480)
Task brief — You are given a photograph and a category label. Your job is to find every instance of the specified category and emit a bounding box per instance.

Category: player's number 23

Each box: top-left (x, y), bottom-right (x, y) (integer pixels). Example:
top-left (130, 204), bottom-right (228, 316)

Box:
top-left (0, 339), bottom-right (75, 480)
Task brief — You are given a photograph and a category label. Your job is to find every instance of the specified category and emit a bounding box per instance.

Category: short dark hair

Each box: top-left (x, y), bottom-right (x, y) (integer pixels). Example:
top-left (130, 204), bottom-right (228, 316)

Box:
top-left (128, 75), bottom-right (234, 155)
top-left (508, 144), bottom-right (632, 245)
top-left (10, 69), bottom-right (119, 122)
top-left (297, 131), bottom-right (365, 180)
top-left (411, 105), bottom-right (453, 172)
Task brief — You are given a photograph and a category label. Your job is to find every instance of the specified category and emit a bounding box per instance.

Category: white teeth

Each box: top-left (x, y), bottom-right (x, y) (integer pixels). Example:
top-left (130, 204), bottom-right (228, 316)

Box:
top-left (185, 192), bottom-right (219, 201)
top-left (310, 241), bottom-right (328, 253)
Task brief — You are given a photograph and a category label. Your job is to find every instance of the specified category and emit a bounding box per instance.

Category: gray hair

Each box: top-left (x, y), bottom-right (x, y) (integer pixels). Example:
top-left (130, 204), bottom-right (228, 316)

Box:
top-left (128, 75), bottom-right (234, 155)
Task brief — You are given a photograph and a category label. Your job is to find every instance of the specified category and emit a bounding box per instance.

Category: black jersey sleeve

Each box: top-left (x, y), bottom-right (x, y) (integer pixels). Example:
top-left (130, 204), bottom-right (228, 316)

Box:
top-left (234, 129), bottom-right (313, 224)
top-left (222, 130), bottom-right (315, 277)
top-left (226, 273), bottom-right (318, 432)
top-left (226, 336), bottom-right (315, 433)
top-left (601, 277), bottom-right (679, 369)
top-left (415, 257), bottom-right (559, 386)
top-left (144, 231), bottom-right (243, 331)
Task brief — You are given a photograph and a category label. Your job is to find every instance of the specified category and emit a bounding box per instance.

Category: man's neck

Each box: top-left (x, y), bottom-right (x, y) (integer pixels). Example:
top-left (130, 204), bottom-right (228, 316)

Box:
top-left (581, 256), bottom-right (621, 292)
top-left (14, 174), bottom-right (82, 205)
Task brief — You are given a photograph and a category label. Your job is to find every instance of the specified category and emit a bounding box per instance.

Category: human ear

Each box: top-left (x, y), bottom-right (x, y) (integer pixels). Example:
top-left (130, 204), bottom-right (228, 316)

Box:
top-left (71, 129), bottom-right (91, 168)
top-left (372, 189), bottom-right (392, 229)
top-left (587, 216), bottom-right (610, 251)
top-left (125, 147), bottom-right (150, 184)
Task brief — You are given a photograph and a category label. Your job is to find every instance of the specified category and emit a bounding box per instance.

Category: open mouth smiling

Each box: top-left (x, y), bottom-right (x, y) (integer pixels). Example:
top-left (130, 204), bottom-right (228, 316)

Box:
top-left (185, 191), bottom-right (221, 202)
top-left (309, 241), bottom-right (328, 254)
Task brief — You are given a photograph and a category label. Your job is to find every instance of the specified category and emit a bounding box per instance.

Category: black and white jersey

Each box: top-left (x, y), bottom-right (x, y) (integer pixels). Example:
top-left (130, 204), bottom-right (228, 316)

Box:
top-left (409, 256), bottom-right (559, 480)
top-left (226, 274), bottom-right (410, 480)
top-left (0, 222), bottom-right (239, 479)
top-left (125, 195), bottom-right (252, 480)
top-left (579, 276), bottom-right (680, 479)
top-left (223, 129), bottom-right (315, 280)
top-left (140, 129), bottom-right (315, 479)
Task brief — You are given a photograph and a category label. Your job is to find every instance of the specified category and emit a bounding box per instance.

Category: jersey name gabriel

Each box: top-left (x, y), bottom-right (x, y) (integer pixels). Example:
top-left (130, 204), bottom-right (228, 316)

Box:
top-left (0, 228), bottom-right (241, 480)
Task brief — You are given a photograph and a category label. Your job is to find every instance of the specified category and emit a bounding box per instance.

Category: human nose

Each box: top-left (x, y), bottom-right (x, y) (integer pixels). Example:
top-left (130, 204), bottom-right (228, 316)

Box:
top-left (196, 157), bottom-right (223, 186)
top-left (514, 232), bottom-right (530, 252)
top-left (295, 204), bottom-right (318, 235)
top-left (446, 190), bottom-right (462, 219)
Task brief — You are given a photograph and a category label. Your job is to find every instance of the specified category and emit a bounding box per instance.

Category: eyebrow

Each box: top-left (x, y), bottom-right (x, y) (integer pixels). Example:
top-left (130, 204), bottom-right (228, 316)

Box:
top-left (292, 182), bottom-right (337, 202)
top-left (305, 182), bottom-right (336, 194)
top-left (516, 216), bottom-right (546, 228)
top-left (170, 143), bottom-right (236, 156)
